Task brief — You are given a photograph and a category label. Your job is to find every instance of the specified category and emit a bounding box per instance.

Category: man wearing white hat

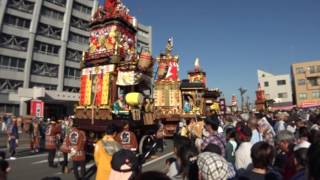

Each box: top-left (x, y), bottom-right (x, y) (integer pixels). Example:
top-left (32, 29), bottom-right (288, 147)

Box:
top-left (274, 112), bottom-right (287, 134)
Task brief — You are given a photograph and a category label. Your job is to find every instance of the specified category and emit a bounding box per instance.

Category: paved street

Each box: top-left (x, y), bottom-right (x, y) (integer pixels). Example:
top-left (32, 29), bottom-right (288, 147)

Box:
top-left (4, 139), bottom-right (174, 180)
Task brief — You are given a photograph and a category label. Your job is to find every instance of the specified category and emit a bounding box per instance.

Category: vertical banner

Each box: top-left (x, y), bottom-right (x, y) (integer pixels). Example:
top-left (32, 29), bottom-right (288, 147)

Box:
top-left (95, 70), bottom-right (103, 106)
top-left (101, 73), bottom-right (110, 105)
top-left (85, 74), bottom-right (92, 106)
top-left (219, 98), bottom-right (226, 114)
top-left (79, 75), bottom-right (88, 106)
top-left (30, 100), bottom-right (44, 117)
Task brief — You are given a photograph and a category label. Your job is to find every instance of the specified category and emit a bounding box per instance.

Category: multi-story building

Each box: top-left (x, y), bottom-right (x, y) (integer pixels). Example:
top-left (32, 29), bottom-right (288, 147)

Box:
top-left (0, 0), bottom-right (152, 117)
top-left (291, 60), bottom-right (320, 108)
top-left (257, 69), bottom-right (293, 108)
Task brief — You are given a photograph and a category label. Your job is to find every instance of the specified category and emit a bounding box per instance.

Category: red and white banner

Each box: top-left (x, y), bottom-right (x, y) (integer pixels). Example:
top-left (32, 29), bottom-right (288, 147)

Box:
top-left (30, 100), bottom-right (44, 117)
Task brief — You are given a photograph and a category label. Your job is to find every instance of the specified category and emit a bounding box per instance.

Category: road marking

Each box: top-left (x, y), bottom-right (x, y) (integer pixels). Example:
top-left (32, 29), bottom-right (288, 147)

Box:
top-left (142, 152), bottom-right (174, 167)
top-left (6, 153), bottom-right (47, 161)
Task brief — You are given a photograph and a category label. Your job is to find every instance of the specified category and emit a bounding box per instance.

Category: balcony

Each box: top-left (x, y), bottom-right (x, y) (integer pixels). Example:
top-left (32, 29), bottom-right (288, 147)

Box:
top-left (305, 71), bottom-right (320, 78)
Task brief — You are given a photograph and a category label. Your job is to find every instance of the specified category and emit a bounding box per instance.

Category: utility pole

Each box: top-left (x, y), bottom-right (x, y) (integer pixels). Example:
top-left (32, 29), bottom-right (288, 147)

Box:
top-left (238, 87), bottom-right (247, 112)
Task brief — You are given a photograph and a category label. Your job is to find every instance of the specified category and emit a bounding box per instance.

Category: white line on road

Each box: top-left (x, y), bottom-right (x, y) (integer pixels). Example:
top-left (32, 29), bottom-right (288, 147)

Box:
top-left (142, 152), bottom-right (174, 167)
top-left (32, 157), bottom-right (63, 165)
top-left (6, 153), bottom-right (47, 161)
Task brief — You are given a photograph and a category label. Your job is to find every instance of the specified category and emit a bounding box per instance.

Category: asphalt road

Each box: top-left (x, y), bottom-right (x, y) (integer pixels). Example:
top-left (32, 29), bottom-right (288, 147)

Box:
top-left (5, 139), bottom-right (174, 180)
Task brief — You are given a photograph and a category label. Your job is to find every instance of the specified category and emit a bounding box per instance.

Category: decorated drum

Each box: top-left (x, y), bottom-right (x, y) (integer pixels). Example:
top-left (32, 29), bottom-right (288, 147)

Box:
top-left (125, 92), bottom-right (144, 106)
top-left (138, 51), bottom-right (152, 70)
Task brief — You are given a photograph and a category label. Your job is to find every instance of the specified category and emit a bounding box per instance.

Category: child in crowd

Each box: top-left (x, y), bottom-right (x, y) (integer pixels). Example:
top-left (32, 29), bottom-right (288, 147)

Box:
top-left (225, 127), bottom-right (238, 164)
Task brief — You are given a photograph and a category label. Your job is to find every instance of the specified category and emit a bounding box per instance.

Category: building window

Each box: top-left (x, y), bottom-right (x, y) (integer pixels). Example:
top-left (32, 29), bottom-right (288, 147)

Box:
top-left (278, 93), bottom-right (288, 98)
top-left (31, 61), bottom-right (58, 77)
top-left (70, 16), bottom-right (89, 31)
top-left (137, 40), bottom-right (149, 53)
top-left (298, 79), bottom-right (306, 86)
top-left (312, 91), bottom-right (320, 98)
top-left (30, 83), bottom-right (57, 90)
top-left (3, 14), bottom-right (31, 29)
top-left (277, 80), bottom-right (286, 86)
top-left (296, 67), bottom-right (304, 74)
top-left (41, 7), bottom-right (64, 20)
top-left (0, 34), bottom-right (28, 51)
top-left (45, 0), bottom-right (66, 7)
top-left (7, 0), bottom-right (34, 13)
top-left (265, 94), bottom-right (270, 99)
top-left (66, 49), bottom-right (82, 62)
top-left (264, 81), bottom-right (269, 87)
top-left (34, 41), bottom-right (60, 55)
top-left (69, 33), bottom-right (89, 45)
top-left (309, 66), bottom-right (316, 74)
top-left (73, 2), bottom-right (92, 14)
top-left (0, 104), bottom-right (19, 116)
top-left (0, 55), bottom-right (25, 72)
top-left (37, 23), bottom-right (62, 40)
top-left (63, 86), bottom-right (80, 93)
top-left (64, 67), bottom-right (81, 80)
top-left (299, 93), bottom-right (307, 100)
top-left (0, 79), bottom-right (23, 93)
top-left (309, 78), bottom-right (319, 86)
top-left (137, 30), bottom-right (149, 38)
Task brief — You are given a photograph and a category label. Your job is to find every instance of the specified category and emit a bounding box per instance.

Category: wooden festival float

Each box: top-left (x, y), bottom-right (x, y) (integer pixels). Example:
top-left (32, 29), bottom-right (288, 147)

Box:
top-left (74, 0), bottom-right (223, 140)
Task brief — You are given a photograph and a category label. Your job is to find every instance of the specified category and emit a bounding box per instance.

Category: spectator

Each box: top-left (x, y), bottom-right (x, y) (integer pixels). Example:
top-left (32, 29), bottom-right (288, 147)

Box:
top-left (175, 145), bottom-right (198, 180)
top-left (197, 151), bottom-right (231, 180)
top-left (7, 117), bottom-right (19, 160)
top-left (248, 117), bottom-right (263, 145)
top-left (310, 116), bottom-right (320, 131)
top-left (274, 130), bottom-right (296, 180)
top-left (235, 124), bottom-right (252, 171)
top-left (308, 129), bottom-right (320, 144)
top-left (274, 112), bottom-right (287, 133)
top-left (155, 120), bottom-right (165, 152)
top-left (256, 114), bottom-right (275, 146)
top-left (203, 143), bottom-right (236, 179)
top-left (307, 142), bottom-right (320, 180)
top-left (225, 127), bottom-right (237, 164)
top-left (0, 151), bottom-right (5, 160)
top-left (238, 141), bottom-right (281, 180)
top-left (167, 136), bottom-right (192, 179)
top-left (94, 124), bottom-right (122, 180)
top-left (291, 148), bottom-right (308, 180)
top-left (135, 171), bottom-right (171, 180)
top-left (41, 177), bottom-right (61, 180)
top-left (164, 157), bottom-right (176, 177)
top-left (0, 159), bottom-right (10, 180)
top-left (201, 115), bottom-right (226, 157)
top-left (294, 127), bottom-right (310, 151)
top-left (1, 115), bottom-right (7, 132)
top-left (109, 149), bottom-right (139, 180)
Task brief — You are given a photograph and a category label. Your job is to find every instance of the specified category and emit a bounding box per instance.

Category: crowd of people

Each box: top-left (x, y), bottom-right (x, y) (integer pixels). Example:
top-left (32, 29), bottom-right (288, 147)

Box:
top-left (164, 109), bottom-right (320, 180)
top-left (1, 108), bottom-right (320, 180)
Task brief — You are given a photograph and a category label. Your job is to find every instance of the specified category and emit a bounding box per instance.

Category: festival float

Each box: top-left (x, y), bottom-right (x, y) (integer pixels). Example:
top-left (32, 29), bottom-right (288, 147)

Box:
top-left (255, 83), bottom-right (266, 111)
top-left (74, 0), bottom-right (224, 140)
top-left (75, 0), bottom-right (153, 133)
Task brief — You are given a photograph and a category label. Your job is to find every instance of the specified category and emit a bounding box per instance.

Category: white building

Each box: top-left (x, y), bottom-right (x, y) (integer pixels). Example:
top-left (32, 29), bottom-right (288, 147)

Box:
top-left (0, 0), bottom-right (152, 117)
top-left (257, 69), bottom-right (293, 106)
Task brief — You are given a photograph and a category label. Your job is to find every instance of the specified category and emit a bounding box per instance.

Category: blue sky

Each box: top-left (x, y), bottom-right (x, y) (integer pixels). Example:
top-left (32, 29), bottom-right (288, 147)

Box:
top-left (99, 0), bottom-right (320, 105)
